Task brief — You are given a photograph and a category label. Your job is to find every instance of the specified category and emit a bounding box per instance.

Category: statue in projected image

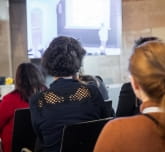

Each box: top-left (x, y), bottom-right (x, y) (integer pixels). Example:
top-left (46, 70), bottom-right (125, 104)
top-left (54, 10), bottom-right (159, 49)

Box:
top-left (98, 23), bottom-right (109, 55)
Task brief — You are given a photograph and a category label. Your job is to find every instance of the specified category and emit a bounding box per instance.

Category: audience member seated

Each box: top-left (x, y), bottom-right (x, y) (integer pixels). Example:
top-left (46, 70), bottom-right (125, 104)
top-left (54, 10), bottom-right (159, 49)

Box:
top-left (79, 75), bottom-right (109, 100)
top-left (0, 63), bottom-right (46, 152)
top-left (30, 36), bottom-right (111, 152)
top-left (79, 74), bottom-right (115, 116)
top-left (116, 36), bottom-right (159, 117)
top-left (94, 38), bottom-right (165, 152)
top-left (116, 82), bottom-right (141, 117)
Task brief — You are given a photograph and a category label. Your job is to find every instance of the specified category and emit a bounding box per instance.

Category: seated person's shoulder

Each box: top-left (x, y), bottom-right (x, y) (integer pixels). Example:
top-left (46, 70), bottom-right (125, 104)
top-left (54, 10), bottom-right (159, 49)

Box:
top-left (108, 114), bottom-right (146, 129)
top-left (30, 90), bottom-right (46, 106)
top-left (1, 90), bottom-right (20, 101)
top-left (121, 82), bottom-right (132, 90)
top-left (120, 82), bottom-right (135, 96)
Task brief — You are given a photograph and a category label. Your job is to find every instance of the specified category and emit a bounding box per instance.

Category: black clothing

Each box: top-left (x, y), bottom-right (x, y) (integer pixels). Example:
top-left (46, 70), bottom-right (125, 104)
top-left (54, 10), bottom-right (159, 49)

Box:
top-left (94, 76), bottom-right (109, 100)
top-left (30, 78), bottom-right (110, 152)
top-left (116, 82), bottom-right (141, 117)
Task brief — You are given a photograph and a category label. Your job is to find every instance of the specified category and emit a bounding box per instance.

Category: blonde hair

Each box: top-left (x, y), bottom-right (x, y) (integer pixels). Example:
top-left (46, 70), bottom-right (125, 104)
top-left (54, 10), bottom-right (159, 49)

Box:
top-left (129, 41), bottom-right (165, 138)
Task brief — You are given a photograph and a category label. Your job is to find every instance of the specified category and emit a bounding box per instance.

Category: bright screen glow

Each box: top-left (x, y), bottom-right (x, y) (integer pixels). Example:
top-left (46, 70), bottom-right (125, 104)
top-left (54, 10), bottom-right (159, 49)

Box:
top-left (65, 0), bottom-right (110, 29)
top-left (27, 0), bottom-right (121, 58)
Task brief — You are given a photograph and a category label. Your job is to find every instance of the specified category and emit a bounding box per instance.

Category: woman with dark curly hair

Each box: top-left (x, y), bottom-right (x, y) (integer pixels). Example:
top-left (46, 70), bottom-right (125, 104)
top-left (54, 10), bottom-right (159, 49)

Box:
top-left (0, 63), bottom-right (46, 152)
top-left (30, 36), bottom-right (110, 152)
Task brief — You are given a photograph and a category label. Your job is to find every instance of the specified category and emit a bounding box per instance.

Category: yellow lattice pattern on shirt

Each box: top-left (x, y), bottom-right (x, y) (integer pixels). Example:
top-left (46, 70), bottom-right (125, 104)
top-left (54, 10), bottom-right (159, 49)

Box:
top-left (38, 100), bottom-right (43, 108)
top-left (69, 86), bottom-right (91, 101)
top-left (43, 92), bottom-right (64, 104)
top-left (37, 86), bottom-right (91, 107)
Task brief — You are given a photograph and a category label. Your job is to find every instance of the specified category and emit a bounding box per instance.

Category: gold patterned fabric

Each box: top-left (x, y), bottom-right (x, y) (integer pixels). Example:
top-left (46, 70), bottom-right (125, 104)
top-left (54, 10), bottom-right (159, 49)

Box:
top-left (69, 86), bottom-right (91, 101)
top-left (37, 86), bottom-right (91, 107)
top-left (43, 92), bottom-right (64, 104)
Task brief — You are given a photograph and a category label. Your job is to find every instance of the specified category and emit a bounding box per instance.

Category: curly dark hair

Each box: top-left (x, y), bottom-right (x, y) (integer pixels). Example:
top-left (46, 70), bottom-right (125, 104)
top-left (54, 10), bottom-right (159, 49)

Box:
top-left (42, 36), bottom-right (86, 76)
top-left (15, 63), bottom-right (46, 101)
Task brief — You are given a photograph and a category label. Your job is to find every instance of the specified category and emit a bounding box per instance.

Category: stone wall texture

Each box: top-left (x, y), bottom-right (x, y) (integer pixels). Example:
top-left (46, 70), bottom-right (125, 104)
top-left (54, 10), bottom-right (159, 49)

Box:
top-left (121, 0), bottom-right (165, 82)
top-left (0, 0), bottom-right (12, 76)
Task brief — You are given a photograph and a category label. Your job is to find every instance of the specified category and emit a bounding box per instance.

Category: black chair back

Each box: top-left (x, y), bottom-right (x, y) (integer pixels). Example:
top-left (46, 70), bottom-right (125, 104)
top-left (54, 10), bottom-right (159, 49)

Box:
top-left (104, 100), bottom-right (115, 117)
top-left (60, 117), bottom-right (113, 152)
top-left (11, 108), bottom-right (36, 152)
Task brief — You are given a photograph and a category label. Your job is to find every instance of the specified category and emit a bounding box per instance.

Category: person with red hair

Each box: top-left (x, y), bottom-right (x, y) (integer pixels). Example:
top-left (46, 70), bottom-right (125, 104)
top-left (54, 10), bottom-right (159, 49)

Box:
top-left (94, 38), bottom-right (165, 152)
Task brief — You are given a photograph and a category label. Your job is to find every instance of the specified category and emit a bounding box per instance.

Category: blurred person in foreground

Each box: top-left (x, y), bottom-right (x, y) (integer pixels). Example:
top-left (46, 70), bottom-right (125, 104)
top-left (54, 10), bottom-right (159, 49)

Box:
top-left (116, 36), bottom-right (160, 117)
top-left (94, 38), bottom-right (165, 152)
top-left (0, 63), bottom-right (46, 152)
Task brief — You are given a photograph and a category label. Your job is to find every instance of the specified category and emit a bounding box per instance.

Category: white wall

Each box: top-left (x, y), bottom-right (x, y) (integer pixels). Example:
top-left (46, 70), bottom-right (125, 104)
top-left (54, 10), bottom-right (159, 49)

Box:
top-left (83, 55), bottom-right (122, 84)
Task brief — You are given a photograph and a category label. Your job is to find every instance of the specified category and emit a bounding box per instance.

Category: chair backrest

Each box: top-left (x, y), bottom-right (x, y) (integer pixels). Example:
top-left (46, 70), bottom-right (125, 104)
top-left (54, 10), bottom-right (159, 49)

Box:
top-left (11, 108), bottom-right (36, 152)
top-left (60, 117), bottom-right (113, 152)
top-left (104, 100), bottom-right (115, 116)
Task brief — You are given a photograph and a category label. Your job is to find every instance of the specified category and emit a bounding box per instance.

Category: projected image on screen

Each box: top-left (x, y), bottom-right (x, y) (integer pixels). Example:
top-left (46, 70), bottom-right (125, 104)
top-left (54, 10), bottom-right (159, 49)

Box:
top-left (27, 0), bottom-right (121, 58)
top-left (65, 0), bottom-right (110, 29)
